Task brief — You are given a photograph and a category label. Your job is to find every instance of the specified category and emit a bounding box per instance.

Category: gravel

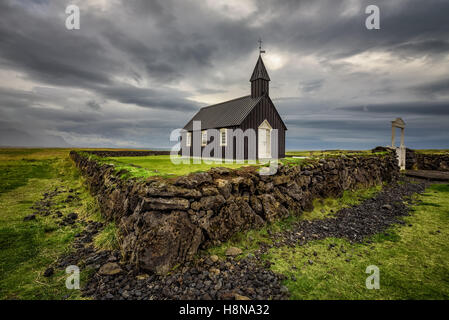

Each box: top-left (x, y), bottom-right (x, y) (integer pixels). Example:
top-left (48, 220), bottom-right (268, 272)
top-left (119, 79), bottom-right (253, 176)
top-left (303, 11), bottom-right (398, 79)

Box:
top-left (266, 180), bottom-right (426, 247)
top-left (51, 179), bottom-right (427, 300)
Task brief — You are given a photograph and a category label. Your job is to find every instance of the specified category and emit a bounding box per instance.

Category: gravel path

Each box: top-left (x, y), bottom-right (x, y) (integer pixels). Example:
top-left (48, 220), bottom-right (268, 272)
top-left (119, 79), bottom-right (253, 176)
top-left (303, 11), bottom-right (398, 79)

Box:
top-left (264, 180), bottom-right (426, 248)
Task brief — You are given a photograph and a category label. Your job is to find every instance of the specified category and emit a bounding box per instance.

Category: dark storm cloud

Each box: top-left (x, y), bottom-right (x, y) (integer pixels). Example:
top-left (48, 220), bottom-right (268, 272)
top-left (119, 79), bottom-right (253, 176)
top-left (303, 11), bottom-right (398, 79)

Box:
top-left (0, 1), bottom-right (116, 87)
top-left (411, 80), bottom-right (449, 98)
top-left (0, 0), bottom-right (448, 149)
top-left (393, 40), bottom-right (449, 57)
top-left (86, 100), bottom-right (101, 111)
top-left (0, 88), bottom-right (36, 109)
top-left (0, 1), bottom-right (201, 111)
top-left (249, 0), bottom-right (449, 62)
top-left (97, 85), bottom-right (199, 111)
top-left (285, 118), bottom-right (387, 132)
top-left (341, 102), bottom-right (449, 116)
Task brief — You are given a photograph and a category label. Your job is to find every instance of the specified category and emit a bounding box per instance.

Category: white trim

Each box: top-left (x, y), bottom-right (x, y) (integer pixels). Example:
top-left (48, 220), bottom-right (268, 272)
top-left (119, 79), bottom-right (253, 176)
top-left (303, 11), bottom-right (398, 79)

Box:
top-left (258, 119), bottom-right (272, 130)
top-left (220, 128), bottom-right (227, 146)
top-left (258, 119), bottom-right (272, 159)
top-left (201, 130), bottom-right (207, 146)
top-left (180, 156), bottom-right (259, 164)
top-left (186, 132), bottom-right (192, 147)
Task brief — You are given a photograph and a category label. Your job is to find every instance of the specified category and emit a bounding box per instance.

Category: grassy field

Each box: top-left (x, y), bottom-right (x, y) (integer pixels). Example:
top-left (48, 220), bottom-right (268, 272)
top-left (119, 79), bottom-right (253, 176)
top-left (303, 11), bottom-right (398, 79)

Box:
top-left (207, 183), bottom-right (449, 299)
top-left (99, 151), bottom-right (382, 179)
top-left (101, 155), bottom-right (259, 179)
top-left (1, 148), bottom-right (448, 300)
top-left (0, 148), bottom-right (111, 299)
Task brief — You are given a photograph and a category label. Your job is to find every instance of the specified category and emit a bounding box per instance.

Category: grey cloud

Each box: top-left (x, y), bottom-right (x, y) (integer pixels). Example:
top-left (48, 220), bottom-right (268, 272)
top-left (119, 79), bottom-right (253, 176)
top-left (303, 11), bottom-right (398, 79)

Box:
top-left (0, 122), bottom-right (70, 147)
top-left (411, 80), bottom-right (449, 98)
top-left (97, 85), bottom-right (200, 111)
top-left (341, 102), bottom-right (449, 116)
top-left (86, 100), bottom-right (101, 111)
top-left (0, 2), bottom-right (116, 87)
top-left (0, 0), bottom-right (448, 149)
top-left (393, 40), bottom-right (449, 57)
top-left (299, 79), bottom-right (324, 93)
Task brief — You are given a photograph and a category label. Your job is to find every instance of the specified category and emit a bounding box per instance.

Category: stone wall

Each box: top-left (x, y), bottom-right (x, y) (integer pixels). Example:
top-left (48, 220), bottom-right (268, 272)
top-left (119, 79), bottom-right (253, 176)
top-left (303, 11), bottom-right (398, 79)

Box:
top-left (84, 150), bottom-right (171, 157)
top-left (70, 151), bottom-right (399, 274)
top-left (406, 151), bottom-right (449, 171)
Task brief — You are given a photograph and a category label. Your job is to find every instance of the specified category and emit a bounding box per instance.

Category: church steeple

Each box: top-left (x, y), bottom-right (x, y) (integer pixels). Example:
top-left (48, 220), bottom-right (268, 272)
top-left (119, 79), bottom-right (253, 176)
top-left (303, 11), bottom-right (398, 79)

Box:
top-left (250, 39), bottom-right (270, 98)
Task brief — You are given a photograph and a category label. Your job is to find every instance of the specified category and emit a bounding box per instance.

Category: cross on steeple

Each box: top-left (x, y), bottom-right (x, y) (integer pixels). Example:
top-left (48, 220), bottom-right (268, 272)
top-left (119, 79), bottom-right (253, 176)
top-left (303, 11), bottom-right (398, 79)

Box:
top-left (250, 40), bottom-right (270, 98)
top-left (258, 38), bottom-right (266, 55)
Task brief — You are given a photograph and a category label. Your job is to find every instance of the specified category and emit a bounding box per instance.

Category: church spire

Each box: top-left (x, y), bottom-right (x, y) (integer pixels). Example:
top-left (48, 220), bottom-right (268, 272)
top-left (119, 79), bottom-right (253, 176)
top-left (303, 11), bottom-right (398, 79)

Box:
top-left (250, 39), bottom-right (270, 97)
top-left (250, 55), bottom-right (270, 82)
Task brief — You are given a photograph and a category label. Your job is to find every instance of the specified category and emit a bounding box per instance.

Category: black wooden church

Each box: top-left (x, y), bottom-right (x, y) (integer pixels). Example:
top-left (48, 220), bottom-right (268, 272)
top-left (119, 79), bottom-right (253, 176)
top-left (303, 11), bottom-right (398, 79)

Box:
top-left (182, 46), bottom-right (287, 159)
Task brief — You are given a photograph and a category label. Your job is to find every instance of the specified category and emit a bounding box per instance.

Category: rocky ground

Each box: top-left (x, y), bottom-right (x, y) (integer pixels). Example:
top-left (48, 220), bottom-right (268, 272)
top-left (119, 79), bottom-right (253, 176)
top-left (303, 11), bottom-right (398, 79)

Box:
top-left (23, 186), bottom-right (81, 224)
top-left (22, 185), bottom-right (98, 278)
top-left (262, 181), bottom-right (426, 249)
top-left (43, 178), bottom-right (427, 300)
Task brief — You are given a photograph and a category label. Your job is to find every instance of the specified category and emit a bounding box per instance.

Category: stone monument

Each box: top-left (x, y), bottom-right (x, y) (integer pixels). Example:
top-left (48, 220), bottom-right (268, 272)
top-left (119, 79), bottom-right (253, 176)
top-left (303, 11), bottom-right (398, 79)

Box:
top-left (391, 117), bottom-right (406, 170)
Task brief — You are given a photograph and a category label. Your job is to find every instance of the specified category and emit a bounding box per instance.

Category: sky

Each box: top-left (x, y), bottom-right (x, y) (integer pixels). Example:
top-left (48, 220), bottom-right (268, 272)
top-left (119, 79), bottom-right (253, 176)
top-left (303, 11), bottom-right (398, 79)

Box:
top-left (0, 0), bottom-right (448, 150)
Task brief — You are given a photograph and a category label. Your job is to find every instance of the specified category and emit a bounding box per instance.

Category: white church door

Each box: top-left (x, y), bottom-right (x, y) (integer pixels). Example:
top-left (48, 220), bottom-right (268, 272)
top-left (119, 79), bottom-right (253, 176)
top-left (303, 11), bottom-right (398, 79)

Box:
top-left (258, 120), bottom-right (272, 159)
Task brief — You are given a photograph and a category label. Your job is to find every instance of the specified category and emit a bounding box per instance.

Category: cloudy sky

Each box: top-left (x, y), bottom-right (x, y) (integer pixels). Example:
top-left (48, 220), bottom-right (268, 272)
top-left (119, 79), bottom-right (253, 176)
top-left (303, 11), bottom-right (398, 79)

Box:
top-left (0, 0), bottom-right (448, 150)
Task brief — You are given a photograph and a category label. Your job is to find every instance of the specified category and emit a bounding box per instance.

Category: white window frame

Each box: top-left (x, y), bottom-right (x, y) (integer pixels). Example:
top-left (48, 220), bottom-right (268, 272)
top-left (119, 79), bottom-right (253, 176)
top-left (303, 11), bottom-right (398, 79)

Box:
top-left (186, 132), bottom-right (192, 147)
top-left (201, 130), bottom-right (207, 146)
top-left (220, 128), bottom-right (227, 146)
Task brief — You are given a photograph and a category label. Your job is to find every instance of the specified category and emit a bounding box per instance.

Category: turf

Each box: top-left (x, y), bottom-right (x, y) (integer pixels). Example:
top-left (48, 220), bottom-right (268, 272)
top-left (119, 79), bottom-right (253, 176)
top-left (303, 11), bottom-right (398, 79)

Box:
top-left (101, 155), bottom-right (260, 178)
top-left (207, 183), bottom-right (449, 299)
top-left (99, 153), bottom-right (377, 179)
top-left (268, 185), bottom-right (449, 299)
top-left (1, 148), bottom-right (448, 300)
top-left (0, 149), bottom-right (102, 300)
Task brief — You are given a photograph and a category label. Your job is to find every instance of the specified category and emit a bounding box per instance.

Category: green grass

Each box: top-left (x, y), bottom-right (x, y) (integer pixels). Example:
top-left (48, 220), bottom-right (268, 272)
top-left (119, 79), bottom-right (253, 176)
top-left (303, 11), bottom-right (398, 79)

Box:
top-left (101, 155), bottom-right (260, 179)
top-left (207, 183), bottom-right (449, 299)
top-left (0, 149), bottom-right (103, 300)
top-left (0, 159), bottom-right (54, 194)
top-left (2, 147), bottom-right (449, 300)
top-left (94, 222), bottom-right (119, 251)
top-left (99, 153), bottom-right (373, 179)
top-left (206, 184), bottom-right (383, 258)
top-left (80, 148), bottom-right (395, 179)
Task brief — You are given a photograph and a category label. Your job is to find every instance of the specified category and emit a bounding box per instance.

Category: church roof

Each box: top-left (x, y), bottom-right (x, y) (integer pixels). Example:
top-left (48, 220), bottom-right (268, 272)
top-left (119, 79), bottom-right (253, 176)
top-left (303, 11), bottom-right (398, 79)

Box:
top-left (250, 55), bottom-right (270, 81)
top-left (183, 95), bottom-right (263, 131)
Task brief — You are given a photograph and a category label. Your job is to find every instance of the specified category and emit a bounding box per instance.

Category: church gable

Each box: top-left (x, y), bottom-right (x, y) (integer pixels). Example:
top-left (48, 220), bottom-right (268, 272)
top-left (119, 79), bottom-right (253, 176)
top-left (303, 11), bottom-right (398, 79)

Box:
top-left (240, 95), bottom-right (287, 131)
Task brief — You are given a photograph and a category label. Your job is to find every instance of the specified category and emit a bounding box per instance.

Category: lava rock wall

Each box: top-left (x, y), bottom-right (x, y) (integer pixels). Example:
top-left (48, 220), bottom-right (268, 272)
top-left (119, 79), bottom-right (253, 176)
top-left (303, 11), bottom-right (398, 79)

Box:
top-left (415, 154), bottom-right (449, 171)
top-left (84, 150), bottom-right (171, 157)
top-left (70, 151), bottom-right (399, 274)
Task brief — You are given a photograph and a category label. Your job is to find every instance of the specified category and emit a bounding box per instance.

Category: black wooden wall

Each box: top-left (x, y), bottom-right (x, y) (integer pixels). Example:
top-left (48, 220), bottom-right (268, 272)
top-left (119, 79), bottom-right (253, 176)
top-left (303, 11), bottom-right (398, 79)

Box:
top-left (239, 96), bottom-right (286, 159)
top-left (181, 96), bottom-right (286, 159)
